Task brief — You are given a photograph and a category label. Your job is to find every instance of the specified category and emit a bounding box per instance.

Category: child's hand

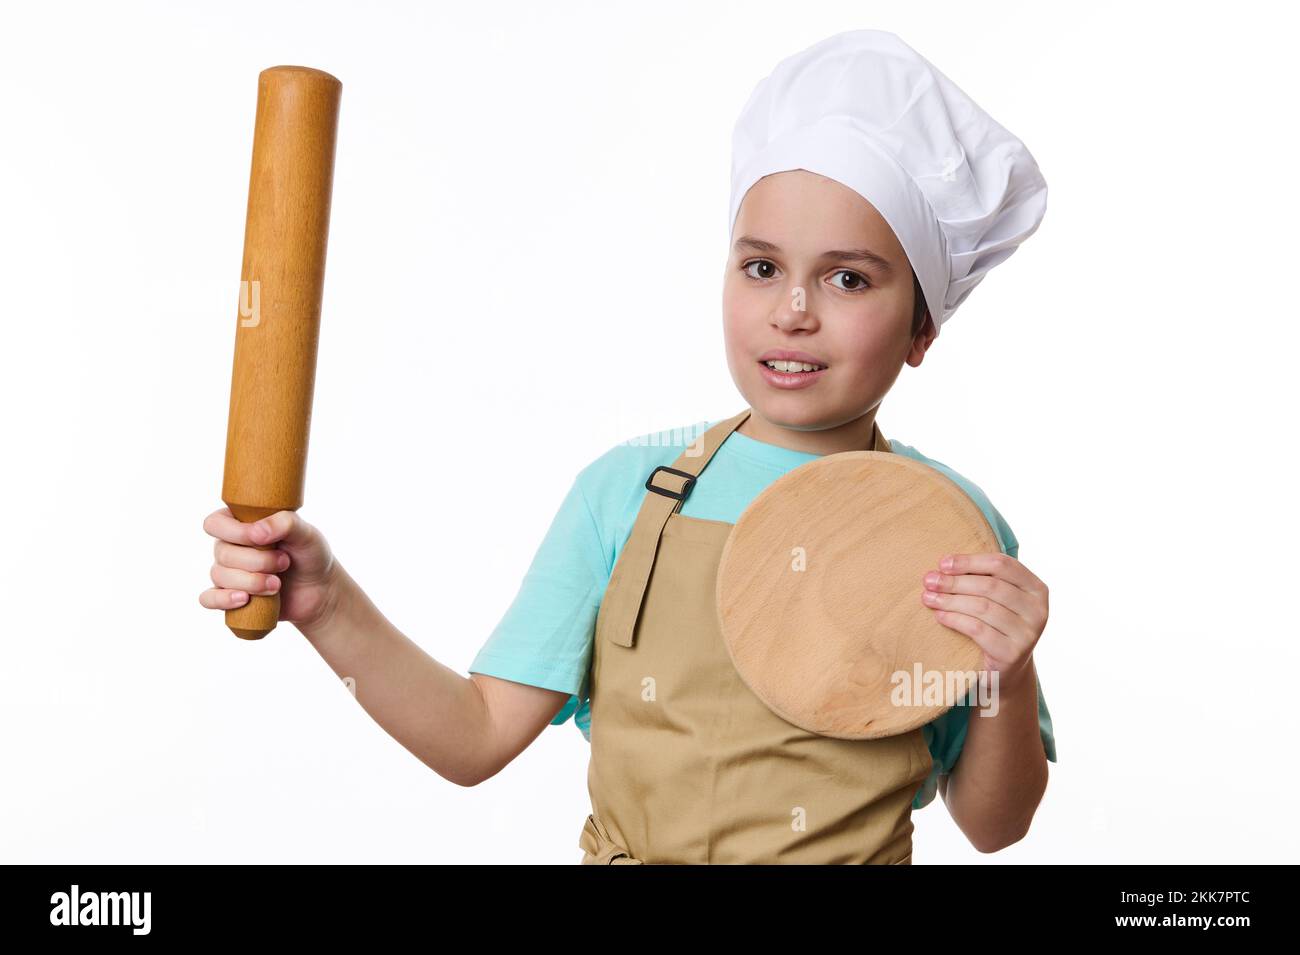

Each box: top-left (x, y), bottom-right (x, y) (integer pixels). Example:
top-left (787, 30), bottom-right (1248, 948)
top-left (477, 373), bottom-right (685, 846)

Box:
top-left (199, 507), bottom-right (340, 631)
top-left (919, 552), bottom-right (1048, 692)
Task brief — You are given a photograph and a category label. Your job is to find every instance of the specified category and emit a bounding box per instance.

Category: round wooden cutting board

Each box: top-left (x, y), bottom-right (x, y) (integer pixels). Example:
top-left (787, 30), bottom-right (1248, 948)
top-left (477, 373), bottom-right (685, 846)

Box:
top-left (715, 450), bottom-right (999, 740)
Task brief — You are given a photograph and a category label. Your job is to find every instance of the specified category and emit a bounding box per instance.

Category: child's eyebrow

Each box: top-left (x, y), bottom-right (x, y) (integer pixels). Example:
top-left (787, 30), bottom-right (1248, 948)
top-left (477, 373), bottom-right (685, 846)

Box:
top-left (733, 235), bottom-right (894, 275)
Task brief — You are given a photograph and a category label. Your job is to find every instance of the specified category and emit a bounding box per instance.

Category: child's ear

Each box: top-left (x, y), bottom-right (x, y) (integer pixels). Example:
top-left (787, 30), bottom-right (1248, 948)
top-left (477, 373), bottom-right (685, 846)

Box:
top-left (905, 312), bottom-right (938, 368)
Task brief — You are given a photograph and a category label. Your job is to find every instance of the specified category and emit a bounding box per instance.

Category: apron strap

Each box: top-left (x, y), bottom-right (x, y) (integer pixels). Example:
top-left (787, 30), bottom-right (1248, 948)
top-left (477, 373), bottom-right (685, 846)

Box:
top-left (597, 407), bottom-right (753, 648)
top-left (872, 420), bottom-right (892, 453)
top-left (596, 409), bottom-right (891, 649)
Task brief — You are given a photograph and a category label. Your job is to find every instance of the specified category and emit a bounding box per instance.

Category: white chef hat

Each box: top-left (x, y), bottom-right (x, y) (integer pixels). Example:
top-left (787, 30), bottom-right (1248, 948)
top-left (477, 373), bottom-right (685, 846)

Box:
top-left (728, 29), bottom-right (1048, 332)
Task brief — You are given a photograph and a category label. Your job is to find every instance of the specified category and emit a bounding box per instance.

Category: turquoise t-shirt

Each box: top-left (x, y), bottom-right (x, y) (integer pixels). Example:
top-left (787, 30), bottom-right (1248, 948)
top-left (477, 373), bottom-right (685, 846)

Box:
top-left (468, 418), bottom-right (1058, 810)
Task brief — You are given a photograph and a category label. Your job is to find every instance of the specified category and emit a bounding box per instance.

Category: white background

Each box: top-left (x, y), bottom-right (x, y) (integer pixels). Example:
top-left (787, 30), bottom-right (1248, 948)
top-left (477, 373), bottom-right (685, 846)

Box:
top-left (1, 0), bottom-right (1296, 864)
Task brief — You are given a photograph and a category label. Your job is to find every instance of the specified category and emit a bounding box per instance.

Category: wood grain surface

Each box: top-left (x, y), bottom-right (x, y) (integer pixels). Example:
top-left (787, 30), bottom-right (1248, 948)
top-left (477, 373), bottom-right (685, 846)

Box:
top-left (716, 451), bottom-right (997, 738)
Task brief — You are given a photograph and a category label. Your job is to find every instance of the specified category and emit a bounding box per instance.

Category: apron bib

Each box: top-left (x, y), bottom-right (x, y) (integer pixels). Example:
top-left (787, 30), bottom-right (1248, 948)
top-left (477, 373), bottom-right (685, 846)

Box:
top-left (579, 408), bottom-right (933, 864)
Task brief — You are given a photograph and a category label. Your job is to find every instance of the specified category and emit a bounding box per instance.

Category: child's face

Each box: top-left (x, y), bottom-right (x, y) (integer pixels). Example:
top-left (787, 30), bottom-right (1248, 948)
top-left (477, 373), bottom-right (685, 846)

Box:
top-left (722, 169), bottom-right (934, 433)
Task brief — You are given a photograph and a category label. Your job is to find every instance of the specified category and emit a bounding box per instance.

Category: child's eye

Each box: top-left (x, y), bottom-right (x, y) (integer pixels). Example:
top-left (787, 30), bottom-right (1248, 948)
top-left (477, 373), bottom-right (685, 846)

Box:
top-left (830, 269), bottom-right (870, 292)
top-left (741, 259), bottom-right (778, 281)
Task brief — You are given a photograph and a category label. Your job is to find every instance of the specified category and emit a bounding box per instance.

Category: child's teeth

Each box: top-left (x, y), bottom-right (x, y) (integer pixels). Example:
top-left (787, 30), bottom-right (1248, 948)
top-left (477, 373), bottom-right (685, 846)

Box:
top-left (765, 360), bottom-right (823, 372)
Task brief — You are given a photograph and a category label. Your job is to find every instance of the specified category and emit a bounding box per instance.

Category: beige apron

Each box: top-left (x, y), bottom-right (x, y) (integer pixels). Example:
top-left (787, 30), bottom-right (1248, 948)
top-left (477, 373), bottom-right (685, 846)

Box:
top-left (578, 408), bottom-right (933, 864)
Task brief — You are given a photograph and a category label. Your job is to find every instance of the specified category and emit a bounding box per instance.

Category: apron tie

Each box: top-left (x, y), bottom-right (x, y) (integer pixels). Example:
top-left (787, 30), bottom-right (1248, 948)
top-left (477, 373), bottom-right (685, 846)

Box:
top-left (578, 814), bottom-right (644, 865)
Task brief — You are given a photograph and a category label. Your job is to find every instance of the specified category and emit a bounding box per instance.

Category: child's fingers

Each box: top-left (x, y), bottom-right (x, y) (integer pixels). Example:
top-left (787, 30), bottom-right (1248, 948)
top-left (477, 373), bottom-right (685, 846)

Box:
top-left (198, 586), bottom-right (251, 610)
top-left (939, 552), bottom-right (1044, 597)
top-left (246, 509), bottom-right (315, 548)
top-left (205, 507), bottom-right (316, 550)
top-left (929, 608), bottom-right (1012, 662)
top-left (214, 538), bottom-right (291, 575)
top-left (202, 507), bottom-right (263, 546)
top-left (209, 562), bottom-right (280, 596)
top-left (922, 590), bottom-right (1017, 638)
top-left (923, 570), bottom-right (1034, 620)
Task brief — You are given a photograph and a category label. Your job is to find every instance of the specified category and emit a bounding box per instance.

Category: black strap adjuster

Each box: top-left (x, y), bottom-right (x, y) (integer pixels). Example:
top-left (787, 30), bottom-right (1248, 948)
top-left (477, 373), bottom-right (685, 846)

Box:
top-left (645, 465), bottom-right (696, 501)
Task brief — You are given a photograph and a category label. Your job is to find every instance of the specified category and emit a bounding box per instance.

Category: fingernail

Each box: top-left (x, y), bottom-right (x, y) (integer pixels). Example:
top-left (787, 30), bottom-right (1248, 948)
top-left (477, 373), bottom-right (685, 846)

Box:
top-left (232, 591), bottom-right (248, 603)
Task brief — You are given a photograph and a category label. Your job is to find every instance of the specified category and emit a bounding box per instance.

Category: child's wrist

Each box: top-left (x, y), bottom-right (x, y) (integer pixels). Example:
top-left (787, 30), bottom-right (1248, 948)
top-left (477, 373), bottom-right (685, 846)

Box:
top-left (995, 657), bottom-right (1036, 699)
top-left (296, 560), bottom-right (352, 643)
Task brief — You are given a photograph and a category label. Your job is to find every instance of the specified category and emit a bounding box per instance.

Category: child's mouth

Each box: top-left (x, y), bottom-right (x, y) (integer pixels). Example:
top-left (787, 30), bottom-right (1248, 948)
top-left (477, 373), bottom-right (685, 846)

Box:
top-left (758, 359), bottom-right (828, 389)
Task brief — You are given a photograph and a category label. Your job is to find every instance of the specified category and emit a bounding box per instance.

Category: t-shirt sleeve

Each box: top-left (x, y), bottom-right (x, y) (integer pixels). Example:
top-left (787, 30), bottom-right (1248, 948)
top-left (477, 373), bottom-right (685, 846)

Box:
top-left (912, 504), bottom-right (1057, 811)
top-left (467, 468), bottom-right (609, 725)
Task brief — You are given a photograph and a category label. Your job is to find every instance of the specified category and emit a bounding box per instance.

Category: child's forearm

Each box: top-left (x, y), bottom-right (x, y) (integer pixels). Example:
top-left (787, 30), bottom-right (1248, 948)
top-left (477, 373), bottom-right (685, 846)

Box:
top-left (941, 660), bottom-right (1049, 852)
top-left (294, 561), bottom-right (494, 787)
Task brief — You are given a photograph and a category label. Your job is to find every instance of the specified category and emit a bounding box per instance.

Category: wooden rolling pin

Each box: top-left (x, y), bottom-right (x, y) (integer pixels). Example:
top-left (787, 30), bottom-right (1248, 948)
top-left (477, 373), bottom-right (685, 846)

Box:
top-left (221, 66), bottom-right (342, 640)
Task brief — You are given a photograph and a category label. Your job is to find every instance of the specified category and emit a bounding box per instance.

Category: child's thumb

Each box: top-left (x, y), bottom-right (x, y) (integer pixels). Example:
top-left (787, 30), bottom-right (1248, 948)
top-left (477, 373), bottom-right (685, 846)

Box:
top-left (248, 510), bottom-right (316, 551)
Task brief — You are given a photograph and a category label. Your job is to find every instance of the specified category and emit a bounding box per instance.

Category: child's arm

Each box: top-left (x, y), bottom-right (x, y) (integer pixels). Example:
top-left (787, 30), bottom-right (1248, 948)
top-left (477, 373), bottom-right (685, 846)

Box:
top-left (301, 561), bottom-right (572, 784)
top-left (298, 560), bottom-right (571, 786)
top-left (923, 551), bottom-right (1051, 851)
top-left (201, 507), bottom-right (570, 787)
top-left (938, 660), bottom-right (1049, 851)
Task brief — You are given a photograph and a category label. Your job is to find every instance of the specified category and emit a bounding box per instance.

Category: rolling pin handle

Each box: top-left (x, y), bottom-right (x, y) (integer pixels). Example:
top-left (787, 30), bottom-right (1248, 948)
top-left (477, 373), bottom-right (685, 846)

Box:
top-left (223, 502), bottom-right (283, 640)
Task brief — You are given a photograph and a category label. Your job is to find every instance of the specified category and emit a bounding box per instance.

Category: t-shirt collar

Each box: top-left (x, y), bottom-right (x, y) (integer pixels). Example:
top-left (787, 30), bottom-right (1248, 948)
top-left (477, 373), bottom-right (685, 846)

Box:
top-left (718, 415), bottom-right (890, 469)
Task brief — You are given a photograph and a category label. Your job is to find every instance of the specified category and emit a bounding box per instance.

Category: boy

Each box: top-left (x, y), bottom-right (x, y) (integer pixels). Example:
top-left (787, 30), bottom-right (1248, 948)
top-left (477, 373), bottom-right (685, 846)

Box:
top-left (201, 29), bottom-right (1056, 862)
